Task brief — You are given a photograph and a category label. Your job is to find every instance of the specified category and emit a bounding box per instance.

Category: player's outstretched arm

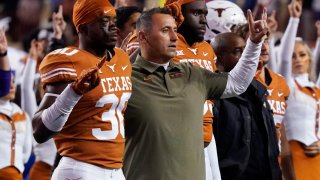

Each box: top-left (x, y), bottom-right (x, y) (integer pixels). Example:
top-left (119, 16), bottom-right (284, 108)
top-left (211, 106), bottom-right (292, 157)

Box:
top-left (33, 58), bottom-right (105, 143)
top-left (278, 0), bottom-right (301, 82)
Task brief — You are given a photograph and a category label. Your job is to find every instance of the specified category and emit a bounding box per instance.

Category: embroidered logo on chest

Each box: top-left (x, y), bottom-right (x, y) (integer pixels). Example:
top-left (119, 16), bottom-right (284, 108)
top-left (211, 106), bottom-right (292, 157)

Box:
top-left (187, 48), bottom-right (198, 55)
top-left (106, 64), bottom-right (116, 73)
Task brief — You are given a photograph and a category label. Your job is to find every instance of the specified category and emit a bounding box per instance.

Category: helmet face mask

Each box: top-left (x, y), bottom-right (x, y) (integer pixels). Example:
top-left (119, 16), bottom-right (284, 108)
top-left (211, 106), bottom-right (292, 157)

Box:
top-left (204, 0), bottom-right (247, 41)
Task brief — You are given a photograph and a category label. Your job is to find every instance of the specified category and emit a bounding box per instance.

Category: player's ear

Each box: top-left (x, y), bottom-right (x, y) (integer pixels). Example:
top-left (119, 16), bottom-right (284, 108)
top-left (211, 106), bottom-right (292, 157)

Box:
top-left (216, 54), bottom-right (223, 62)
top-left (215, 55), bottom-right (224, 69)
top-left (137, 30), bottom-right (147, 44)
top-left (215, 56), bottom-right (222, 66)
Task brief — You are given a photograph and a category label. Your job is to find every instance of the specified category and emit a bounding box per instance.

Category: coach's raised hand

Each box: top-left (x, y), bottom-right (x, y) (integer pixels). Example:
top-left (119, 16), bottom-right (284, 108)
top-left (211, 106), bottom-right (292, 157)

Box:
top-left (248, 8), bottom-right (269, 44)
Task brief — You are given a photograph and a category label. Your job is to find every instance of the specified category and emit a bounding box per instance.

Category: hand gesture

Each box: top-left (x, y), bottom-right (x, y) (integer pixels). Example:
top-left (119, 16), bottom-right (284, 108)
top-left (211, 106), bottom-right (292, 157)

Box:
top-left (29, 39), bottom-right (45, 63)
top-left (52, 5), bottom-right (66, 39)
top-left (315, 21), bottom-right (320, 38)
top-left (248, 9), bottom-right (269, 44)
top-left (304, 141), bottom-right (320, 157)
top-left (288, 0), bottom-right (302, 18)
top-left (0, 28), bottom-right (8, 54)
top-left (0, 17), bottom-right (11, 32)
top-left (71, 58), bottom-right (106, 95)
top-left (119, 32), bottom-right (132, 51)
top-left (267, 10), bottom-right (278, 34)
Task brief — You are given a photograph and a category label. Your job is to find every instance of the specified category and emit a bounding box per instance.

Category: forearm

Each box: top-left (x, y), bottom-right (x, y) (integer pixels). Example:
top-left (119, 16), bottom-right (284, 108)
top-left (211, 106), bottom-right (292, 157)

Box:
top-left (267, 36), bottom-right (278, 72)
top-left (221, 39), bottom-right (262, 98)
top-left (278, 17), bottom-right (300, 81)
top-left (21, 58), bottom-right (38, 116)
top-left (313, 37), bottom-right (320, 65)
top-left (33, 84), bottom-right (81, 143)
top-left (0, 52), bottom-right (9, 70)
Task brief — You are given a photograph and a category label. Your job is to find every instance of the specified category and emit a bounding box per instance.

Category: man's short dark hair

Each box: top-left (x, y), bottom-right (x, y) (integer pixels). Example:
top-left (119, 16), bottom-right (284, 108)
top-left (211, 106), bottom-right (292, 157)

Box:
top-left (116, 6), bottom-right (142, 29)
top-left (136, 7), bottom-right (171, 32)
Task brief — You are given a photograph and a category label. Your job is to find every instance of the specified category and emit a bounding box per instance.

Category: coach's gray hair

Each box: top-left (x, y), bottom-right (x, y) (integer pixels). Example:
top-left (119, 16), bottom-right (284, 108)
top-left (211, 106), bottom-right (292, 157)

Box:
top-left (136, 7), bottom-right (171, 33)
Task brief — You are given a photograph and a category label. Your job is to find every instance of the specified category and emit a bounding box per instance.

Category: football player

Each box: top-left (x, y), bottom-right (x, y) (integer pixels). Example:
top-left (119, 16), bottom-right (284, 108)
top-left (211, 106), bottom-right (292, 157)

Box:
top-left (32, 0), bottom-right (132, 180)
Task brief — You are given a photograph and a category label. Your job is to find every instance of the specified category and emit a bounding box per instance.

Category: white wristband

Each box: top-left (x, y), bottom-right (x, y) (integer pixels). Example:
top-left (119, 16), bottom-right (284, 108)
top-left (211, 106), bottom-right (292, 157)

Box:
top-left (42, 84), bottom-right (82, 132)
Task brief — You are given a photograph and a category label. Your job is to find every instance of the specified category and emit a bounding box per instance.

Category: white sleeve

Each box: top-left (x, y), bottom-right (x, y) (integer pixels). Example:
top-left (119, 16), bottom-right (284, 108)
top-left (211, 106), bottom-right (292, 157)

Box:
top-left (266, 35), bottom-right (279, 72)
top-left (23, 115), bottom-right (33, 163)
top-left (41, 84), bottom-right (82, 132)
top-left (313, 38), bottom-right (320, 85)
top-left (278, 17), bottom-right (300, 83)
top-left (21, 58), bottom-right (38, 118)
top-left (221, 39), bottom-right (262, 98)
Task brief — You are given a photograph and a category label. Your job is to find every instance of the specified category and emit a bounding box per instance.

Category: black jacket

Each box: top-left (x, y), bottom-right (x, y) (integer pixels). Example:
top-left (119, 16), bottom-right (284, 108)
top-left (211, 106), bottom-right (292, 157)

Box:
top-left (213, 80), bottom-right (281, 180)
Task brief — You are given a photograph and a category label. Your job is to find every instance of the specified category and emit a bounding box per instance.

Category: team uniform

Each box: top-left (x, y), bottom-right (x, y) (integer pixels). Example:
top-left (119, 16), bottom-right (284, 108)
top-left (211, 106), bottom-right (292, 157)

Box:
top-left (39, 47), bottom-right (132, 180)
top-left (256, 67), bottom-right (290, 144)
top-left (284, 74), bottom-right (320, 179)
top-left (124, 55), bottom-right (228, 180)
top-left (0, 100), bottom-right (32, 180)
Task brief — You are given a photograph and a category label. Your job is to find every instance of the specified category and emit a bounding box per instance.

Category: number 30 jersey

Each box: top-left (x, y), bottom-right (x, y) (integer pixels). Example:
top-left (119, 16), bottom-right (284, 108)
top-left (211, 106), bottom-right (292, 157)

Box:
top-left (39, 47), bottom-right (132, 169)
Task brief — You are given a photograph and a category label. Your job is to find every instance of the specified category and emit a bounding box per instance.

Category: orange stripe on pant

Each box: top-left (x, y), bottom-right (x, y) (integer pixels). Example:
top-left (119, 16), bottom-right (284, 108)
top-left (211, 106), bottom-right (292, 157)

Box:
top-left (28, 161), bottom-right (52, 180)
top-left (0, 166), bottom-right (23, 180)
top-left (289, 141), bottom-right (320, 180)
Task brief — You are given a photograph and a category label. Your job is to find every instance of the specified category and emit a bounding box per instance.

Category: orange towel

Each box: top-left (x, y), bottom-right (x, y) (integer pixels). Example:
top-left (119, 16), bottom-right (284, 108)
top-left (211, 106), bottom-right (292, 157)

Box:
top-left (73, 0), bottom-right (116, 32)
top-left (164, 0), bottom-right (200, 27)
top-left (165, 0), bottom-right (198, 5)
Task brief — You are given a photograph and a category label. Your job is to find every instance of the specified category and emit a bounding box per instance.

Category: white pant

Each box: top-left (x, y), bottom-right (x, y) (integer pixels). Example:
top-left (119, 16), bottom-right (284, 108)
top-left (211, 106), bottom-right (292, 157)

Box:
top-left (205, 135), bottom-right (221, 180)
top-left (51, 157), bottom-right (125, 180)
